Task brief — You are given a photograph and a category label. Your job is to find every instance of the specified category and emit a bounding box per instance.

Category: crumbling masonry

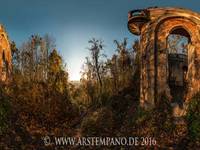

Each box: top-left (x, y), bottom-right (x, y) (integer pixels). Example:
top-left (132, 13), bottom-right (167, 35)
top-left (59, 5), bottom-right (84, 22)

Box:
top-left (0, 25), bottom-right (12, 82)
top-left (128, 7), bottom-right (200, 113)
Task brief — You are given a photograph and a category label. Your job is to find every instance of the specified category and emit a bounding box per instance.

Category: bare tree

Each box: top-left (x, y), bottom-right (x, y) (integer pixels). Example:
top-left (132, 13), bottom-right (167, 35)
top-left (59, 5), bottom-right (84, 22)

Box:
top-left (16, 34), bottom-right (56, 81)
top-left (87, 38), bottom-right (105, 88)
top-left (114, 38), bottom-right (132, 87)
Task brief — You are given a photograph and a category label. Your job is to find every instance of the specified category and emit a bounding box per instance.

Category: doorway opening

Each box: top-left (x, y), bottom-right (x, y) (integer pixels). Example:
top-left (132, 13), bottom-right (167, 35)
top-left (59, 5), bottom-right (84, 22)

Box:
top-left (167, 27), bottom-right (190, 107)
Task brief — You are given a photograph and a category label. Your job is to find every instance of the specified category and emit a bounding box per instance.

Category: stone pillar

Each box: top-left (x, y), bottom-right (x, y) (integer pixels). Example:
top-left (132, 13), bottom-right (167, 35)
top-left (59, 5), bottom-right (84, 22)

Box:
top-left (0, 25), bottom-right (12, 82)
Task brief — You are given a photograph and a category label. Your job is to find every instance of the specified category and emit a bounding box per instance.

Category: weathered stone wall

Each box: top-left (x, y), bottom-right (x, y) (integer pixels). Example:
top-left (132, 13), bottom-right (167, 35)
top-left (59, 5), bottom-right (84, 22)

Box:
top-left (128, 7), bottom-right (200, 108)
top-left (0, 25), bottom-right (12, 82)
top-left (156, 18), bottom-right (200, 103)
top-left (140, 22), bottom-right (155, 107)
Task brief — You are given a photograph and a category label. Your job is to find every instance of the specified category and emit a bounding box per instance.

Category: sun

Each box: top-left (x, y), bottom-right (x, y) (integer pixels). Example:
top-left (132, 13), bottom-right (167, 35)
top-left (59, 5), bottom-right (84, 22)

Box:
top-left (69, 69), bottom-right (81, 81)
top-left (68, 59), bottom-right (83, 81)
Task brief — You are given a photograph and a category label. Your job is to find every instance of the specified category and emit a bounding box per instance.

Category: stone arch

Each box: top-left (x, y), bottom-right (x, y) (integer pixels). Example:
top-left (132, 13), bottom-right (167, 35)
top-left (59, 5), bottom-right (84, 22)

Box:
top-left (168, 26), bottom-right (191, 40)
top-left (153, 17), bottom-right (199, 103)
top-left (155, 17), bottom-right (200, 105)
top-left (128, 7), bottom-right (200, 109)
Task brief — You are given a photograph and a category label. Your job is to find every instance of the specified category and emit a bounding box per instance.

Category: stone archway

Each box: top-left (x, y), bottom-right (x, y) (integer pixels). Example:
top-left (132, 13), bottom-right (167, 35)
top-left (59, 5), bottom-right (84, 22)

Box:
top-left (156, 18), bottom-right (200, 105)
top-left (128, 7), bottom-right (200, 111)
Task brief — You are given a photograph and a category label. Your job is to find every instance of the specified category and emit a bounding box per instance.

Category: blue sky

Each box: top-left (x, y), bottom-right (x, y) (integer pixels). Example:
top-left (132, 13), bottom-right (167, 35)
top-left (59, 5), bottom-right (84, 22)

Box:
top-left (0, 0), bottom-right (199, 80)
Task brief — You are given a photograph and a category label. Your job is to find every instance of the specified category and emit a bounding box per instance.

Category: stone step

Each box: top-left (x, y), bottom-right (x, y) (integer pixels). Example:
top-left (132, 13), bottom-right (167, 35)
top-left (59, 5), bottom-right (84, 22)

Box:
top-left (171, 102), bottom-right (187, 117)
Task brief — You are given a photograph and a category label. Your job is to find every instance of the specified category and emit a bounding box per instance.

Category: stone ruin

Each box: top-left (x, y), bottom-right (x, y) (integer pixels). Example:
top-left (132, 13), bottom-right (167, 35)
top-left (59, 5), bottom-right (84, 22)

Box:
top-left (0, 25), bottom-right (12, 82)
top-left (128, 7), bottom-right (200, 116)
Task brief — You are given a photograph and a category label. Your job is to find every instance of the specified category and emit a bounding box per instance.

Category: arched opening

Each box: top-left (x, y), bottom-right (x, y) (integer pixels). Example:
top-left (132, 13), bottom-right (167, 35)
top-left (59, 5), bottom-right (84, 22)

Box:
top-left (167, 27), bottom-right (190, 107)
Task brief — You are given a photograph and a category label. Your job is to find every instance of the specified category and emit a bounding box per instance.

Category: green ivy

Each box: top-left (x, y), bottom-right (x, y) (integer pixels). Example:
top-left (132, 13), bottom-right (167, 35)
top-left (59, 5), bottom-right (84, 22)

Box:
top-left (186, 93), bottom-right (200, 141)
